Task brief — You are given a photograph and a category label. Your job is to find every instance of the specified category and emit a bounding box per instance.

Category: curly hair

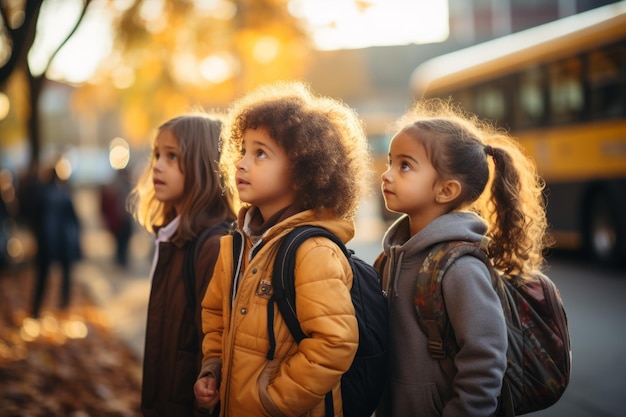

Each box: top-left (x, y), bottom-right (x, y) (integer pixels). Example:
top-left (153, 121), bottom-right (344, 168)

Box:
top-left (220, 81), bottom-right (373, 220)
top-left (396, 98), bottom-right (551, 275)
top-left (128, 112), bottom-right (236, 241)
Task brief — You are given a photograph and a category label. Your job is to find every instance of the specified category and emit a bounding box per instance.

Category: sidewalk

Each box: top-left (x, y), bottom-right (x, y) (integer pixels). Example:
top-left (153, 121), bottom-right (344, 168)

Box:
top-left (0, 260), bottom-right (145, 417)
top-left (73, 256), bottom-right (152, 360)
top-left (0, 185), bottom-right (154, 416)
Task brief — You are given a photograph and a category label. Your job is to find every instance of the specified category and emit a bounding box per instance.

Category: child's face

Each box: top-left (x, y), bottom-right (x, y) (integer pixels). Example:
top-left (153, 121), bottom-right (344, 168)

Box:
top-left (235, 127), bottom-right (296, 220)
top-left (152, 128), bottom-right (185, 213)
top-left (381, 130), bottom-right (441, 228)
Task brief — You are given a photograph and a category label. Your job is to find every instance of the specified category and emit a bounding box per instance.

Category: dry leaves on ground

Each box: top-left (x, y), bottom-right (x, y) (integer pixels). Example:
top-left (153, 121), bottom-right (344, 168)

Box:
top-left (0, 265), bottom-right (142, 417)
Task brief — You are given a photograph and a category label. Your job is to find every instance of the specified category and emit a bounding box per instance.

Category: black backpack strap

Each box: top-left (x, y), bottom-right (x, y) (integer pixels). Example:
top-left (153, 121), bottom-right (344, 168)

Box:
top-left (269, 226), bottom-right (348, 417)
top-left (183, 222), bottom-right (231, 312)
top-left (373, 251), bottom-right (389, 293)
top-left (271, 226), bottom-right (349, 345)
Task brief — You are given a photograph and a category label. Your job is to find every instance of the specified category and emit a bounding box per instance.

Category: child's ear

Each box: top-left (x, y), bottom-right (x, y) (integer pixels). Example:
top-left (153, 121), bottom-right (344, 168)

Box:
top-left (436, 179), bottom-right (462, 204)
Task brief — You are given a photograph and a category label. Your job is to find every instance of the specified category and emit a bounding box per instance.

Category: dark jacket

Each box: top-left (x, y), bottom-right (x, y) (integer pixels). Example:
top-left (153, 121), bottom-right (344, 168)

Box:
top-left (141, 224), bottom-right (228, 417)
top-left (28, 177), bottom-right (82, 263)
top-left (43, 181), bottom-right (82, 262)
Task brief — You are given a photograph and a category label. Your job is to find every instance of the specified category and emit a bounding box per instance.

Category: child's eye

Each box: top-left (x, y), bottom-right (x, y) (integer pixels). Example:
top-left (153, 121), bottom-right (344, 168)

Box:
top-left (256, 149), bottom-right (267, 159)
top-left (240, 148), bottom-right (246, 156)
top-left (168, 152), bottom-right (178, 161)
top-left (400, 161), bottom-right (410, 171)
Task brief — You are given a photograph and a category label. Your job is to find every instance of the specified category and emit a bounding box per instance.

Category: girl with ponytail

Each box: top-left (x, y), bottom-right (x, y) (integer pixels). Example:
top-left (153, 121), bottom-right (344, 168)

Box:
top-left (376, 99), bottom-right (551, 417)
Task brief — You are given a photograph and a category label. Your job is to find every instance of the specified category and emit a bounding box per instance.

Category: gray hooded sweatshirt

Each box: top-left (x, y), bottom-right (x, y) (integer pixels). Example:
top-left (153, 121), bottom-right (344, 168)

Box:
top-left (378, 211), bottom-right (507, 417)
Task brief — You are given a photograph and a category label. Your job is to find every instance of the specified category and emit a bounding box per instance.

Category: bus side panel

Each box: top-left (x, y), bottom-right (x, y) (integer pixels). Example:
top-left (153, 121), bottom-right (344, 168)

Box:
top-left (543, 182), bottom-right (586, 250)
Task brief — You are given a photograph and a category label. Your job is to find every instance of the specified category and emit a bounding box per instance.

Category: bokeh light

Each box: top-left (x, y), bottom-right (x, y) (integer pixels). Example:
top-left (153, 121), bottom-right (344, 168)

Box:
top-left (112, 66), bottom-right (135, 89)
top-left (0, 92), bottom-right (10, 120)
top-left (63, 317), bottom-right (89, 339)
top-left (54, 156), bottom-right (73, 181)
top-left (199, 53), bottom-right (238, 84)
top-left (253, 36), bottom-right (280, 64)
top-left (6, 238), bottom-right (24, 262)
top-left (109, 137), bottom-right (130, 170)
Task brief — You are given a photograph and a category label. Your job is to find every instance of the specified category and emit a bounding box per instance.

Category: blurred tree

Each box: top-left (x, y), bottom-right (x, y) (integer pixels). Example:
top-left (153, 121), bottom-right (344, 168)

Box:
top-left (1, 0), bottom-right (313, 163)
top-left (89, 0), bottom-right (312, 145)
top-left (0, 0), bottom-right (94, 167)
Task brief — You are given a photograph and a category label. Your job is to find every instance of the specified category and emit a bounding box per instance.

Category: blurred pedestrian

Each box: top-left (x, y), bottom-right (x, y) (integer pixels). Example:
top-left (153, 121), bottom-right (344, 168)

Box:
top-left (128, 112), bottom-right (236, 417)
top-left (100, 168), bottom-right (134, 267)
top-left (0, 187), bottom-right (10, 270)
top-left (22, 161), bottom-right (82, 319)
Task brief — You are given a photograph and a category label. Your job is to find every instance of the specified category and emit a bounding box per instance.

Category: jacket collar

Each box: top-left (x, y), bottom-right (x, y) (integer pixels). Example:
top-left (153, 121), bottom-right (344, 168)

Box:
top-left (237, 206), bottom-right (355, 246)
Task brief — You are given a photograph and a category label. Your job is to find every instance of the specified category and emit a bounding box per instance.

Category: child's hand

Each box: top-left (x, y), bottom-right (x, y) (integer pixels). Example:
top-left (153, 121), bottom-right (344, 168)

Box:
top-left (194, 376), bottom-right (219, 411)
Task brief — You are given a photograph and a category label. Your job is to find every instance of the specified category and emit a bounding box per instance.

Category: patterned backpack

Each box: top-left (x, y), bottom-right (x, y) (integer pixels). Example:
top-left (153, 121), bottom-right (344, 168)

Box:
top-left (416, 240), bottom-right (571, 417)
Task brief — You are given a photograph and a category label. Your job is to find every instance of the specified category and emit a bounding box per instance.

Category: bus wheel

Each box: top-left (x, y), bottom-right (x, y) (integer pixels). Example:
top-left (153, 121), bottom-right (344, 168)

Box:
top-left (583, 187), bottom-right (623, 265)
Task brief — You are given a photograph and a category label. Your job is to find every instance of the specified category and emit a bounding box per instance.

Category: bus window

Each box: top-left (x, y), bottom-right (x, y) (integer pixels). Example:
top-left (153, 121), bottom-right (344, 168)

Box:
top-left (473, 83), bottom-right (506, 123)
top-left (549, 57), bottom-right (584, 124)
top-left (515, 66), bottom-right (545, 129)
top-left (588, 44), bottom-right (626, 118)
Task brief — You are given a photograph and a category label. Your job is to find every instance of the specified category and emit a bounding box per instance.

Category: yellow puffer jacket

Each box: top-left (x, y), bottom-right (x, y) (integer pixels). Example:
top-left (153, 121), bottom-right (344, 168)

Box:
top-left (199, 207), bottom-right (359, 417)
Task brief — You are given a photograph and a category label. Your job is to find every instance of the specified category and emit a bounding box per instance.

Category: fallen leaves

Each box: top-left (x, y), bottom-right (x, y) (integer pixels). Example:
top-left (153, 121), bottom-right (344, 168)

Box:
top-left (0, 265), bottom-right (143, 417)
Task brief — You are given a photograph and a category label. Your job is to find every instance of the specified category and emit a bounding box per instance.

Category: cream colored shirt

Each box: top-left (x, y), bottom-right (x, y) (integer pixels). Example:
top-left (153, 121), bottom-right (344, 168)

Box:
top-left (149, 216), bottom-right (180, 280)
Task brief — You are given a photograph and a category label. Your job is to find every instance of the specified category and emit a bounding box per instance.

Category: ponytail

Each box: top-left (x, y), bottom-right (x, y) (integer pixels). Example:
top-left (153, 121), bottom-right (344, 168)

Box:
top-left (481, 138), bottom-right (550, 275)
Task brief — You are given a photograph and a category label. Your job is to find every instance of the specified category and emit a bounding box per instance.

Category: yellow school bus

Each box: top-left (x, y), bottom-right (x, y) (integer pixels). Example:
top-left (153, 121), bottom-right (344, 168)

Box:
top-left (411, 2), bottom-right (626, 264)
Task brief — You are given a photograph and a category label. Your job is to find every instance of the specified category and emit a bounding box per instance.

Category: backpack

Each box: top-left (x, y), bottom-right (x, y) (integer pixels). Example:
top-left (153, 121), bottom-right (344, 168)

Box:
top-left (233, 226), bottom-right (389, 417)
top-left (416, 240), bottom-right (571, 417)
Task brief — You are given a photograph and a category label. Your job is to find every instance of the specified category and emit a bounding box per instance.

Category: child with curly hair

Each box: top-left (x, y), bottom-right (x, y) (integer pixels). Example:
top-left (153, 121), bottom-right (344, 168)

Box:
top-left (128, 112), bottom-right (236, 417)
top-left (375, 99), bottom-right (551, 417)
top-left (194, 81), bottom-right (373, 416)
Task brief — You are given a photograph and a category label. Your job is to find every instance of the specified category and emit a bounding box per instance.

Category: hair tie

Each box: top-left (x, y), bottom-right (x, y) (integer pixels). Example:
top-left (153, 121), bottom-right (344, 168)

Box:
top-left (485, 145), bottom-right (496, 164)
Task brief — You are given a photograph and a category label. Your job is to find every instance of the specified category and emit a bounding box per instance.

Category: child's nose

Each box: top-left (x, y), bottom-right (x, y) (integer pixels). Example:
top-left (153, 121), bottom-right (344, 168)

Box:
top-left (381, 168), bottom-right (391, 182)
top-left (153, 158), bottom-right (163, 172)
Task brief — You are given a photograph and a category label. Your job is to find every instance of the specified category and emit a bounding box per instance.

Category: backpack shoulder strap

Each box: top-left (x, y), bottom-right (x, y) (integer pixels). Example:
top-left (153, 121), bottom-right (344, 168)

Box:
top-left (269, 226), bottom-right (346, 417)
top-left (272, 226), bottom-right (349, 346)
top-left (183, 222), bottom-right (231, 311)
top-left (416, 240), bottom-right (494, 370)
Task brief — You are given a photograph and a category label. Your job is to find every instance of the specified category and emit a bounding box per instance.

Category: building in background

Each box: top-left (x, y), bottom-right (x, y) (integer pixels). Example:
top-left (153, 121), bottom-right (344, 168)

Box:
top-left (448, 0), bottom-right (618, 45)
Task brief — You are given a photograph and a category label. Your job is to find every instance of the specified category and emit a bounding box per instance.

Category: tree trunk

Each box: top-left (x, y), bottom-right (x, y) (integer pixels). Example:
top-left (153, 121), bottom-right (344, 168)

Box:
top-left (27, 73), bottom-right (45, 166)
